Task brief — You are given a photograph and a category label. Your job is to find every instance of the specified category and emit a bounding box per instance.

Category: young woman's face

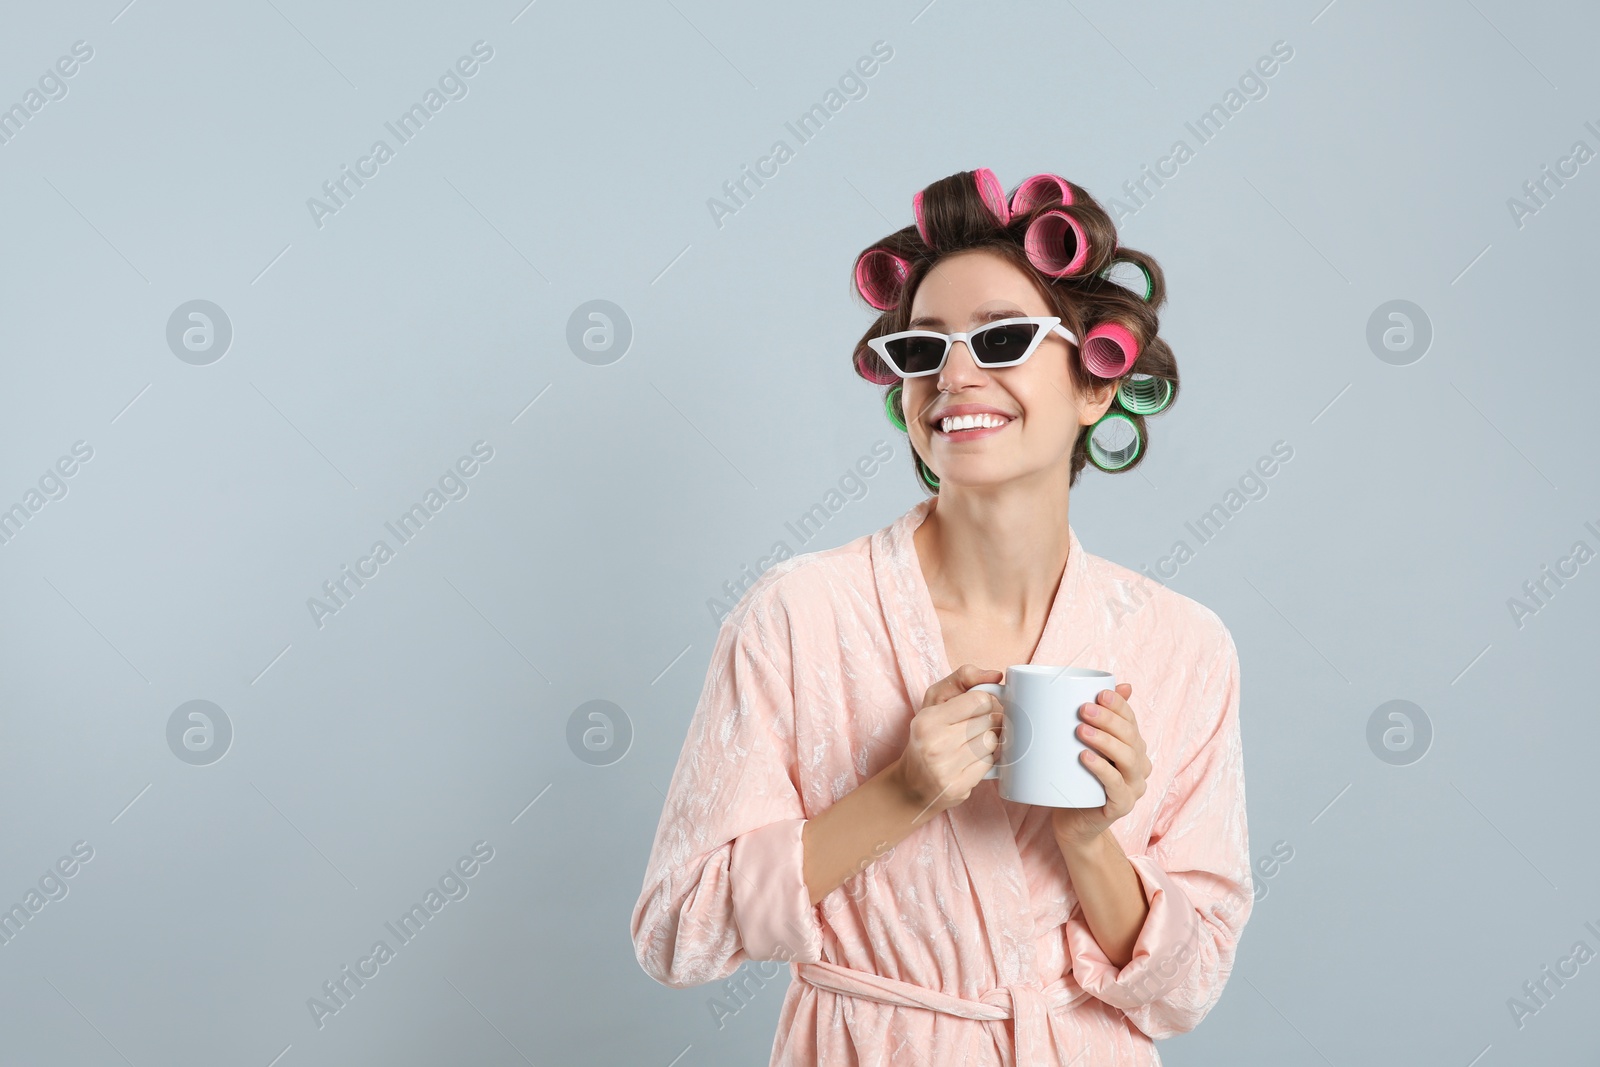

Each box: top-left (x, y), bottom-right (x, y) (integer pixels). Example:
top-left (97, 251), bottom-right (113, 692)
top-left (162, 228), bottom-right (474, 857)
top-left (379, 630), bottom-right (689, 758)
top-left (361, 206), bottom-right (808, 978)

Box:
top-left (900, 249), bottom-right (1114, 491)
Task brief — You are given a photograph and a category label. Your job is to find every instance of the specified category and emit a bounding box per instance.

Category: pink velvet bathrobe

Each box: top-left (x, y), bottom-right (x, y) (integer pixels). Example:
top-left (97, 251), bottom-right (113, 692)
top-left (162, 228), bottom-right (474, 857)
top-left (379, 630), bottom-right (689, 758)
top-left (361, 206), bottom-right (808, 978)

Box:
top-left (632, 496), bottom-right (1251, 1066)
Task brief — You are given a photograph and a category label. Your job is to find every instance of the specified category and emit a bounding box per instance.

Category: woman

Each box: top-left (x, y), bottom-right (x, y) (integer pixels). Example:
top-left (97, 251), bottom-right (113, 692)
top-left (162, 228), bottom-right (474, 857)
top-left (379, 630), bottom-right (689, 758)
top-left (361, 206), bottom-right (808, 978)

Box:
top-left (632, 168), bottom-right (1251, 1066)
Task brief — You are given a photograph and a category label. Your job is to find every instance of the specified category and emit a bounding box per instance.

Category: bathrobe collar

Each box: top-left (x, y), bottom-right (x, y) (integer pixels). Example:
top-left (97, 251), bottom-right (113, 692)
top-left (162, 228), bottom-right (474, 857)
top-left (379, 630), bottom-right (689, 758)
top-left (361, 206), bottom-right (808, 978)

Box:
top-left (869, 494), bottom-right (1101, 990)
top-left (869, 495), bottom-right (1098, 695)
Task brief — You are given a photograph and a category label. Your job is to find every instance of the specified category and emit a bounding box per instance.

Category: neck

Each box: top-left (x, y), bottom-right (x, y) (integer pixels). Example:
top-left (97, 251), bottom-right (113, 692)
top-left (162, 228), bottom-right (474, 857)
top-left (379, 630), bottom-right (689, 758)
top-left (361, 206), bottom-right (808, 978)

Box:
top-left (913, 468), bottom-right (1073, 628)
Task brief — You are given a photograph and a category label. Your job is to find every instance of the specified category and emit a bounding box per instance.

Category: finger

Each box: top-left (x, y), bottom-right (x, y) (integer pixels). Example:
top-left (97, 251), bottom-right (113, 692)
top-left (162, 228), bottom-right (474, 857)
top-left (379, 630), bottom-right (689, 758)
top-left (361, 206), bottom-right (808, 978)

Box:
top-left (961, 721), bottom-right (1000, 765)
top-left (1080, 746), bottom-right (1127, 799)
top-left (931, 686), bottom-right (1004, 729)
top-left (923, 663), bottom-right (1004, 710)
top-left (1108, 684), bottom-right (1137, 728)
top-left (1079, 720), bottom-right (1137, 775)
top-left (1081, 698), bottom-right (1133, 745)
top-left (963, 708), bottom-right (1003, 744)
top-left (961, 737), bottom-right (998, 779)
top-left (1090, 687), bottom-right (1135, 728)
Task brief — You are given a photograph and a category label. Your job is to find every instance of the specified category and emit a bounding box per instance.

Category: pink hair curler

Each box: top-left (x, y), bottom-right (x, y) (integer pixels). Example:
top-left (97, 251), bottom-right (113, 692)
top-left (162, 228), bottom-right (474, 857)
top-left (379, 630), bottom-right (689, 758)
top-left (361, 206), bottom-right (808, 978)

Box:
top-left (854, 345), bottom-right (900, 385)
top-left (1080, 321), bottom-right (1140, 377)
top-left (854, 248), bottom-right (911, 310)
top-left (973, 167), bottom-right (1011, 226)
top-left (1010, 173), bottom-right (1074, 216)
top-left (1024, 209), bottom-right (1089, 277)
top-left (914, 169), bottom-right (1011, 245)
top-left (912, 189), bottom-right (931, 245)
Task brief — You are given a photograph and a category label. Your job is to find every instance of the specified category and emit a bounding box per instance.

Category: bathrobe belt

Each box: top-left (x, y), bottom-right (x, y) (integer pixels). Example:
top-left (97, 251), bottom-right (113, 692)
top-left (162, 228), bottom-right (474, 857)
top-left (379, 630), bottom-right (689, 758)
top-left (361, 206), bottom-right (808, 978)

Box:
top-left (794, 959), bottom-right (1092, 1065)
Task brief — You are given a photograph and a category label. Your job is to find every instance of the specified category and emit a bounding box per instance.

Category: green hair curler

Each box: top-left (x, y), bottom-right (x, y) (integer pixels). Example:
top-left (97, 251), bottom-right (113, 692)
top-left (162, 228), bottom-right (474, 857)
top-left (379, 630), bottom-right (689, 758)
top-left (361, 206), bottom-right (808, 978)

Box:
top-left (1100, 258), bottom-right (1154, 302)
top-left (1115, 374), bottom-right (1172, 416)
top-left (884, 384), bottom-right (908, 432)
top-left (1087, 410), bottom-right (1143, 472)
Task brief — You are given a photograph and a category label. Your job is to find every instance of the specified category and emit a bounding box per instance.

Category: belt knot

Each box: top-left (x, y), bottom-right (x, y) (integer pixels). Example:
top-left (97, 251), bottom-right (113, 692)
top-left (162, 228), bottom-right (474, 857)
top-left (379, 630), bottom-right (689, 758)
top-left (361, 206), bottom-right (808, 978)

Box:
top-left (795, 960), bottom-right (1089, 1064)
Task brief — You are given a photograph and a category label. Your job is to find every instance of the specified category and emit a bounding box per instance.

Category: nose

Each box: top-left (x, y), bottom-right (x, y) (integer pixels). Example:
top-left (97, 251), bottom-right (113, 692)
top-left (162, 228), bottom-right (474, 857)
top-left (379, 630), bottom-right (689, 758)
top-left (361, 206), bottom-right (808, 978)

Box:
top-left (936, 338), bottom-right (989, 393)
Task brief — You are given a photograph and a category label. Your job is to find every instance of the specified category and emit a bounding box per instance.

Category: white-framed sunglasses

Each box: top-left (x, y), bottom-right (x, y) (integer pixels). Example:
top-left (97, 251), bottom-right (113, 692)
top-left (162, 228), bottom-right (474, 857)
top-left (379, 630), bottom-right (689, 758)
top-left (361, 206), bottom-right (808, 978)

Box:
top-left (866, 316), bottom-right (1079, 379)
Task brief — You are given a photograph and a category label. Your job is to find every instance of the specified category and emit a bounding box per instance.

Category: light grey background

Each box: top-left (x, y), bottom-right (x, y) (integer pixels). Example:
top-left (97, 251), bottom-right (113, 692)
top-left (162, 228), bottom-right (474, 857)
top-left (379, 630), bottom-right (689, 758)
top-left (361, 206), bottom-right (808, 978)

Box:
top-left (2, 0), bottom-right (1596, 1064)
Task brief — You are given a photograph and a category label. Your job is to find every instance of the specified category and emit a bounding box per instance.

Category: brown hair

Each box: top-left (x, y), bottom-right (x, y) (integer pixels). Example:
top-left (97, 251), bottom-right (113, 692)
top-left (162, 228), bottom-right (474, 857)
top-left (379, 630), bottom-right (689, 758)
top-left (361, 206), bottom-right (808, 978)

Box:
top-left (849, 168), bottom-right (1179, 493)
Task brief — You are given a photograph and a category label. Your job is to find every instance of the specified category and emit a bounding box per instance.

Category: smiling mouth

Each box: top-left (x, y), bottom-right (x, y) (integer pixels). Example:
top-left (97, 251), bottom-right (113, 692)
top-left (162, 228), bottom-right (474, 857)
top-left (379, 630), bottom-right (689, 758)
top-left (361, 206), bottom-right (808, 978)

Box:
top-left (933, 413), bottom-right (1017, 438)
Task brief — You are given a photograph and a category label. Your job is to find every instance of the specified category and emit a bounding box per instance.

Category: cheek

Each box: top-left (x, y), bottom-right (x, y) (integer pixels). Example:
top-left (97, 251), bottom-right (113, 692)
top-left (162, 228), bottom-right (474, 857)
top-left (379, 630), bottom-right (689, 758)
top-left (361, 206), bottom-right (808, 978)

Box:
top-left (900, 386), bottom-right (936, 430)
top-left (1015, 392), bottom-right (1081, 447)
top-left (1018, 368), bottom-right (1082, 431)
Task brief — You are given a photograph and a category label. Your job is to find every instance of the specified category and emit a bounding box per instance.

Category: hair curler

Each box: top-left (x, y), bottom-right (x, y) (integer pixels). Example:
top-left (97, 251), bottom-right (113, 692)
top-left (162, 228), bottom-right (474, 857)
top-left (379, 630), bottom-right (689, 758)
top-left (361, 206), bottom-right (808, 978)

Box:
top-left (914, 168), bottom-right (1012, 245)
top-left (973, 167), bottom-right (1011, 227)
top-left (1080, 321), bottom-right (1140, 378)
top-left (1010, 173), bottom-right (1074, 217)
top-left (1115, 374), bottom-right (1173, 416)
top-left (1100, 258), bottom-right (1154, 302)
top-left (856, 345), bottom-right (900, 385)
top-left (1023, 209), bottom-right (1090, 278)
top-left (854, 248), bottom-right (911, 311)
top-left (883, 383), bottom-right (908, 430)
top-left (1086, 410), bottom-right (1143, 472)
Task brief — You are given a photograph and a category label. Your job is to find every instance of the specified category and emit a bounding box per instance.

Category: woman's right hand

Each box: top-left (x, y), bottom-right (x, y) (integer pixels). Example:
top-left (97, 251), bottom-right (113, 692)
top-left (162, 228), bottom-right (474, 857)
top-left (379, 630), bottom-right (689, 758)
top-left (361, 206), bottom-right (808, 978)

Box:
top-left (892, 664), bottom-right (1005, 818)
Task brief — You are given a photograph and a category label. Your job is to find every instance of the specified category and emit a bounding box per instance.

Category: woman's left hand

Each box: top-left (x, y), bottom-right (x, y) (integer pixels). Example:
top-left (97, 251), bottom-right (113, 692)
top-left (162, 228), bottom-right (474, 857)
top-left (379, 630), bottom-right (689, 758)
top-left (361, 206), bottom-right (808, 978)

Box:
top-left (1050, 683), bottom-right (1151, 850)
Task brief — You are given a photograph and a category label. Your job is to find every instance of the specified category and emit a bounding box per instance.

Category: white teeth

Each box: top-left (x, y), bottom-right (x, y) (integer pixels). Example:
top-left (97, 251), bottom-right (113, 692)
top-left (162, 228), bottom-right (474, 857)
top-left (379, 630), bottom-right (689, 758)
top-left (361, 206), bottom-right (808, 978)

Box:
top-left (940, 413), bottom-right (1010, 433)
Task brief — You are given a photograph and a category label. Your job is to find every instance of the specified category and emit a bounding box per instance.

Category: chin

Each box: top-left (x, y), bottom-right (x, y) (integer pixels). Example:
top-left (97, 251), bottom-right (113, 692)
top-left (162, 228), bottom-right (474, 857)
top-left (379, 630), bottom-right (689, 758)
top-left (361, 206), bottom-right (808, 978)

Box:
top-left (939, 457), bottom-right (1065, 489)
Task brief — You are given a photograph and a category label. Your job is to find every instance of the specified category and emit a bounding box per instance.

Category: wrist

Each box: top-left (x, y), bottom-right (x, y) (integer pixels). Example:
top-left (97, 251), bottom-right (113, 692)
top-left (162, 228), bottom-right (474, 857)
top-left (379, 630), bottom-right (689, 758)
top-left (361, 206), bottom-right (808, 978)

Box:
top-left (884, 757), bottom-right (933, 824)
top-left (1055, 826), bottom-right (1110, 862)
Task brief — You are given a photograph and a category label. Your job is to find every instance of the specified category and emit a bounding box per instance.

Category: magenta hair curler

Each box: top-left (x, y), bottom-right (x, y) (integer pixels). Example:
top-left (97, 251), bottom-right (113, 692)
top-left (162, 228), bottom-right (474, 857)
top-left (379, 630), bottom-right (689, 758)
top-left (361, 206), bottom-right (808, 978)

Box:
top-left (914, 169), bottom-right (1011, 244)
top-left (1009, 173), bottom-right (1074, 217)
top-left (912, 188), bottom-right (931, 245)
top-left (855, 345), bottom-right (900, 385)
top-left (1080, 321), bottom-right (1140, 378)
top-left (973, 167), bottom-right (1011, 226)
top-left (1023, 209), bottom-right (1089, 277)
top-left (854, 248), bottom-right (912, 311)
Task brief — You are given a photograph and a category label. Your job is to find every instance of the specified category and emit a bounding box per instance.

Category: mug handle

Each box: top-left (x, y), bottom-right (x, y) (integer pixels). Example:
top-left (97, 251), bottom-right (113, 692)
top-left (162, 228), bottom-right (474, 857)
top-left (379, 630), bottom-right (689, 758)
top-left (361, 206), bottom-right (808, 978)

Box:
top-left (972, 682), bottom-right (1004, 780)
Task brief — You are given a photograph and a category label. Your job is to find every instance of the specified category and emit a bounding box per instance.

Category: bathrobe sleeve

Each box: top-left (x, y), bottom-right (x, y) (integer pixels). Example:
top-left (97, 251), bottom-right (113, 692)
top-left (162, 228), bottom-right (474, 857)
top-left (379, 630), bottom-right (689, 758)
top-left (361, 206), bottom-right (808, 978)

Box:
top-left (631, 593), bottom-right (827, 989)
top-left (1064, 625), bottom-right (1252, 1038)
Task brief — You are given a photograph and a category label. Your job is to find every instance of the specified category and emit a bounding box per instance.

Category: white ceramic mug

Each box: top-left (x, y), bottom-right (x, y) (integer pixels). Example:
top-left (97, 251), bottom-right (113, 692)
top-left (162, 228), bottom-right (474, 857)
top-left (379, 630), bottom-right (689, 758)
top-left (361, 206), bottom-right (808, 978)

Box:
top-left (974, 666), bottom-right (1114, 808)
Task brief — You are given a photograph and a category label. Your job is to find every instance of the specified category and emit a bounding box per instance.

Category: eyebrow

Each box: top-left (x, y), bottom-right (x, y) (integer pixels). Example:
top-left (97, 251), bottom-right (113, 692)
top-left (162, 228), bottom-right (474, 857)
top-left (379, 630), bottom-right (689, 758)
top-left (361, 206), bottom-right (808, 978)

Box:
top-left (907, 308), bottom-right (1029, 329)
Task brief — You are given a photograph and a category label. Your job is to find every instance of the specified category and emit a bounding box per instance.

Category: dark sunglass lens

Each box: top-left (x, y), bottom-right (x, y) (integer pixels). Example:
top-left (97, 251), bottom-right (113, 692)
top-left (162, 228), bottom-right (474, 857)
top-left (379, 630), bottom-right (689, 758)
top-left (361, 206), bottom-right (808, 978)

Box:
top-left (887, 336), bottom-right (948, 374)
top-left (973, 322), bottom-right (1040, 365)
